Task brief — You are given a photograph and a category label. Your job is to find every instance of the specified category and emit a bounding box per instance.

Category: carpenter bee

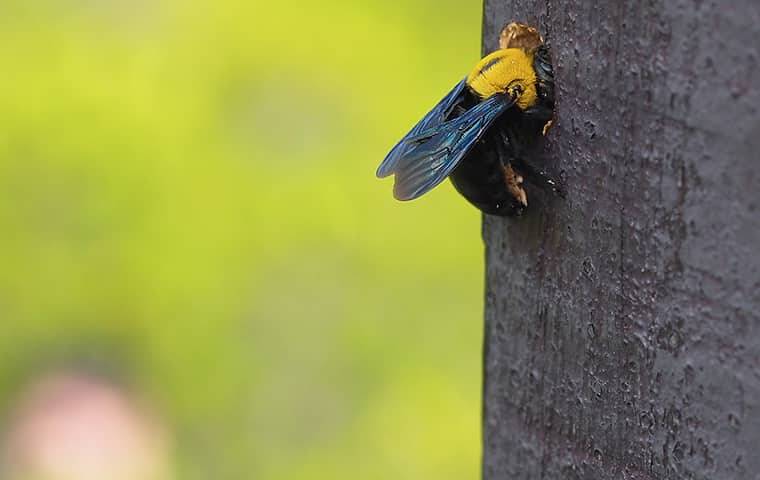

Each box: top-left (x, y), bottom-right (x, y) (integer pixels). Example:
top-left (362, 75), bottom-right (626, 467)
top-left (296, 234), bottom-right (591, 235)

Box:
top-left (376, 22), bottom-right (562, 216)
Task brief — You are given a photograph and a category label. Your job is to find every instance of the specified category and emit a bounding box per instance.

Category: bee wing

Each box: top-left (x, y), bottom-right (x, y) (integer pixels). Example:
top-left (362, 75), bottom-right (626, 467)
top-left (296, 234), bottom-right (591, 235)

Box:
top-left (381, 92), bottom-right (516, 201)
top-left (376, 79), bottom-right (468, 179)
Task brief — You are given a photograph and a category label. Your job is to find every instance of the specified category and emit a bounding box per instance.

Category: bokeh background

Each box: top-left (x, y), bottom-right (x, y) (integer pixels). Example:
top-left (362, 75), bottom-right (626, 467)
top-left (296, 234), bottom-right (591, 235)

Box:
top-left (0, 1), bottom-right (485, 478)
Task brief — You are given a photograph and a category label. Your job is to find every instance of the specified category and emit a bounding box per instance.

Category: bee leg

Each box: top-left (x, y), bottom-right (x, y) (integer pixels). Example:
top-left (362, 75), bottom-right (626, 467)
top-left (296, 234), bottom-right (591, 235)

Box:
top-left (503, 163), bottom-right (528, 208)
top-left (494, 133), bottom-right (528, 208)
top-left (496, 131), bottom-right (565, 198)
top-left (517, 161), bottom-right (566, 198)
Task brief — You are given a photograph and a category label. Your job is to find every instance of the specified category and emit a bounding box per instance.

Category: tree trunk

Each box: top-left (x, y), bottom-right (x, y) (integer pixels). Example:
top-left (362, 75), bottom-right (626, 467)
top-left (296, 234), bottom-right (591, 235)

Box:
top-left (481, 2), bottom-right (760, 479)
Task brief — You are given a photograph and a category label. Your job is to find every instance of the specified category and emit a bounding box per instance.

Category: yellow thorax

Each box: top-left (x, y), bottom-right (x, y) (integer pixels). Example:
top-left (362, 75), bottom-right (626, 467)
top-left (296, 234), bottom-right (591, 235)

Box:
top-left (466, 48), bottom-right (538, 110)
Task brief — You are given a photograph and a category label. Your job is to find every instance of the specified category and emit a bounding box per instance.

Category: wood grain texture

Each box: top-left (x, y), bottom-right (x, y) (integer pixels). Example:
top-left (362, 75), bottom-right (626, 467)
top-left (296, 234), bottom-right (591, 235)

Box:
top-left (481, 1), bottom-right (760, 479)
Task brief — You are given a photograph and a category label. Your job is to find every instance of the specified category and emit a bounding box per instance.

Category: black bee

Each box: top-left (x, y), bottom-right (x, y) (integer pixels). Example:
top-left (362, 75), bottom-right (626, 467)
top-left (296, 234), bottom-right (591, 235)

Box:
top-left (376, 22), bottom-right (562, 216)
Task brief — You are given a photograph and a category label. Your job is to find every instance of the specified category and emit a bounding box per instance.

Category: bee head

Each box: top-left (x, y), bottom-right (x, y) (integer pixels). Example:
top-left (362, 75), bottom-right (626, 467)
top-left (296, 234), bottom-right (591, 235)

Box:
top-left (499, 22), bottom-right (543, 50)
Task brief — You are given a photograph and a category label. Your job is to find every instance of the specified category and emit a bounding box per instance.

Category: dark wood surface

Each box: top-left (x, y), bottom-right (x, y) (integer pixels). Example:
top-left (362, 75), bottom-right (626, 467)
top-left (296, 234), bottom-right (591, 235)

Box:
top-left (481, 2), bottom-right (760, 479)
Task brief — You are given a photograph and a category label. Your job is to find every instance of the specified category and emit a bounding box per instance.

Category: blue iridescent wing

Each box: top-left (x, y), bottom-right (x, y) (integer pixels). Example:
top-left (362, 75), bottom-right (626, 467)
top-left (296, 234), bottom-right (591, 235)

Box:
top-left (377, 87), bottom-right (516, 201)
top-left (376, 79), bottom-right (467, 179)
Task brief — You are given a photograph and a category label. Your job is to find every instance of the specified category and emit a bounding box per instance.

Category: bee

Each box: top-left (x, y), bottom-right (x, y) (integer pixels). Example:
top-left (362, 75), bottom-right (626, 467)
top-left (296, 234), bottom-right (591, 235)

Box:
top-left (376, 22), bottom-right (563, 216)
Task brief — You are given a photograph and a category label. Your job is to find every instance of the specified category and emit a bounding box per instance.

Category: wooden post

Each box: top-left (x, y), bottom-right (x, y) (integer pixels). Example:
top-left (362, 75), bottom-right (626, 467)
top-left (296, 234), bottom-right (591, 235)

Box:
top-left (481, 2), bottom-right (760, 479)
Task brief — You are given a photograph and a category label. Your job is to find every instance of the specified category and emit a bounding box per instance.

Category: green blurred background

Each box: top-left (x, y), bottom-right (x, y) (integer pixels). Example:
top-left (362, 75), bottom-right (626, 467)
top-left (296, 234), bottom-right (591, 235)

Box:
top-left (0, 1), bottom-right (485, 478)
